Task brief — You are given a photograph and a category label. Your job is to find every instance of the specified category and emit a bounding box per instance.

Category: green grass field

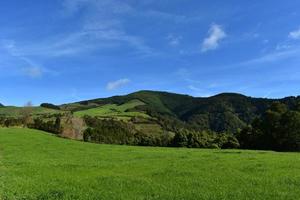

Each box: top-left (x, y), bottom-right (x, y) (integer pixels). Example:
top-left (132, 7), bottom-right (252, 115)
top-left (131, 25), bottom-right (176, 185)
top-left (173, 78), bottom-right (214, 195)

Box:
top-left (1, 128), bottom-right (300, 200)
top-left (74, 99), bottom-right (150, 120)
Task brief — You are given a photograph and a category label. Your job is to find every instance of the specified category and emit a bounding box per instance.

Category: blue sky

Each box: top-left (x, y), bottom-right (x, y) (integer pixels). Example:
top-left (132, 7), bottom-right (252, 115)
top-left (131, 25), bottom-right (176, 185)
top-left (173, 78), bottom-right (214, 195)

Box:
top-left (1, 0), bottom-right (300, 105)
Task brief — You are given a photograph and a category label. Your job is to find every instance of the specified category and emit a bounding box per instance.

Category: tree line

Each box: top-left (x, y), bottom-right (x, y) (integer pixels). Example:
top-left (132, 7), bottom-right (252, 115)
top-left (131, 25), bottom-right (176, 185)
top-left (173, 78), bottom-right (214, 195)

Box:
top-left (238, 102), bottom-right (300, 151)
top-left (82, 116), bottom-right (239, 149)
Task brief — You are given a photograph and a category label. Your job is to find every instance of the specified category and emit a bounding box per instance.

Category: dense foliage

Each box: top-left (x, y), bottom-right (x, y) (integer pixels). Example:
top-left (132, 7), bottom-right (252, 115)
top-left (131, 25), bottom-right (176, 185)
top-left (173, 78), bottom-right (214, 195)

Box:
top-left (29, 116), bottom-right (62, 134)
top-left (239, 102), bottom-right (300, 151)
top-left (83, 116), bottom-right (239, 149)
top-left (173, 130), bottom-right (239, 149)
top-left (40, 103), bottom-right (61, 110)
top-left (0, 117), bottom-right (23, 127)
top-left (83, 116), bottom-right (173, 146)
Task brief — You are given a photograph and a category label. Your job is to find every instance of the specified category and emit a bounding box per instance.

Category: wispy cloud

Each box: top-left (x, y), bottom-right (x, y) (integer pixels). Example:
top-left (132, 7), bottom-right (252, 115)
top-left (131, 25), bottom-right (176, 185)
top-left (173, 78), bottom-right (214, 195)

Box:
top-left (167, 34), bottom-right (182, 47)
top-left (22, 66), bottom-right (43, 78)
top-left (188, 85), bottom-right (213, 97)
top-left (240, 46), bottom-right (300, 66)
top-left (289, 27), bottom-right (300, 40)
top-left (63, 0), bottom-right (133, 15)
top-left (1, 40), bottom-right (45, 78)
top-left (106, 78), bottom-right (130, 91)
top-left (143, 10), bottom-right (192, 23)
top-left (0, 0), bottom-right (155, 59)
top-left (58, 0), bottom-right (154, 57)
top-left (201, 24), bottom-right (226, 52)
top-left (1, 1), bottom-right (207, 60)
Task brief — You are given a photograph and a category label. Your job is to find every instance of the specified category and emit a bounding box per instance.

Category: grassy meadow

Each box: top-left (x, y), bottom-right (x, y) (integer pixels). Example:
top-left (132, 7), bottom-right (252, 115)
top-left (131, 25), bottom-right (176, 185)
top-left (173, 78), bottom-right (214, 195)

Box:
top-left (1, 128), bottom-right (300, 200)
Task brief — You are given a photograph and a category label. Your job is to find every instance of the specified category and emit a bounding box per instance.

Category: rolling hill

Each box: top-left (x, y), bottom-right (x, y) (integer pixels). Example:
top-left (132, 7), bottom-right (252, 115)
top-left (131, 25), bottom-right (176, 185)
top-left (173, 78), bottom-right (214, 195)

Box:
top-left (61, 90), bottom-right (300, 133)
top-left (1, 90), bottom-right (300, 150)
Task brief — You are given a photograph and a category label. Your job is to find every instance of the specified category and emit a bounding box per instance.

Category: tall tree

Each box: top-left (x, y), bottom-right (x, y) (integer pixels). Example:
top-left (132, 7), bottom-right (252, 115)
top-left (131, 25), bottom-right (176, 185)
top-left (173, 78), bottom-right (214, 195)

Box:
top-left (20, 101), bottom-right (33, 127)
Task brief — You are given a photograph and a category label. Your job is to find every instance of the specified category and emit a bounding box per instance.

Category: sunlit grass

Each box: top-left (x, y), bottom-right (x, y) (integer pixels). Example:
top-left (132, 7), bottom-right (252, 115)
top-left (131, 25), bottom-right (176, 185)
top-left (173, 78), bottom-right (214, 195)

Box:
top-left (1, 128), bottom-right (300, 199)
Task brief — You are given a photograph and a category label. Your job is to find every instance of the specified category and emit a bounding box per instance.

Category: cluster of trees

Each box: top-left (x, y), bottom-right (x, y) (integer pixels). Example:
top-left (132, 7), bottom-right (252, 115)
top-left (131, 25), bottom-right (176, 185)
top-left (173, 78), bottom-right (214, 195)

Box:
top-left (0, 117), bottom-right (23, 127)
top-left (238, 102), bottom-right (300, 151)
top-left (28, 116), bottom-right (62, 134)
top-left (83, 116), bottom-right (153, 145)
top-left (40, 103), bottom-right (61, 110)
top-left (83, 116), bottom-right (239, 149)
top-left (173, 130), bottom-right (239, 149)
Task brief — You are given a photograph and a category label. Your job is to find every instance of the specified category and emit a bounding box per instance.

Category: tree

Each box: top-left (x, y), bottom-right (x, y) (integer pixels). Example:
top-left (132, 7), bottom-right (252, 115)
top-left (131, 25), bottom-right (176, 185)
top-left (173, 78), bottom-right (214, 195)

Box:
top-left (277, 111), bottom-right (300, 151)
top-left (173, 131), bottom-right (188, 147)
top-left (20, 101), bottom-right (33, 127)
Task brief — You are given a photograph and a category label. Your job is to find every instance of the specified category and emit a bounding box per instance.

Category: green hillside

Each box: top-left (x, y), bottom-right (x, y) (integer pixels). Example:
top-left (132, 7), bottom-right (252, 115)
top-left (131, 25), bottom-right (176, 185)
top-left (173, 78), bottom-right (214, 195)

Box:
top-left (63, 90), bottom-right (300, 133)
top-left (1, 128), bottom-right (300, 200)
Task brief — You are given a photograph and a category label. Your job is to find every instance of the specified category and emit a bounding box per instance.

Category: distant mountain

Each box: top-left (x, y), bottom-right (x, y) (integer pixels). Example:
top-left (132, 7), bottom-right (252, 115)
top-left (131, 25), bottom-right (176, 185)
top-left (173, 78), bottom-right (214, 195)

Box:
top-left (61, 90), bottom-right (300, 133)
top-left (0, 103), bottom-right (3, 107)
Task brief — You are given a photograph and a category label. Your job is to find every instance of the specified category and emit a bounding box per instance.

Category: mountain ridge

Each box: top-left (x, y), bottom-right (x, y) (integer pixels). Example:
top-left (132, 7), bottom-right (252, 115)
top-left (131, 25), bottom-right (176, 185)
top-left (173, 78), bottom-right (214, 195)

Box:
top-left (56, 90), bottom-right (300, 134)
top-left (69, 90), bottom-right (300, 106)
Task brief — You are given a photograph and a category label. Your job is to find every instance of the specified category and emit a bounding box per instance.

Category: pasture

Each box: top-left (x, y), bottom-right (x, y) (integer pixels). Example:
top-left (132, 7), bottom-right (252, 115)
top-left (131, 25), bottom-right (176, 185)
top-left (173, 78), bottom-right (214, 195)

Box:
top-left (1, 128), bottom-right (300, 200)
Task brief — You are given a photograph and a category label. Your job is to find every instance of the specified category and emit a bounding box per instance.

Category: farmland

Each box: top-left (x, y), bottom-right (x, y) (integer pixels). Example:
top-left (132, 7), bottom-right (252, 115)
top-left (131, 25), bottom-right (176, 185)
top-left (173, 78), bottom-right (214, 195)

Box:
top-left (74, 99), bottom-right (150, 120)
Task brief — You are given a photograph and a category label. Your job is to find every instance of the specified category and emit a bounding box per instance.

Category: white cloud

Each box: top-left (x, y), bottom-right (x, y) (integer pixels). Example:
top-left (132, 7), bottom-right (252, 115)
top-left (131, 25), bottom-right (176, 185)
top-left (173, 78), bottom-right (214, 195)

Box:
top-left (106, 78), bottom-right (130, 90)
top-left (289, 27), bottom-right (300, 40)
top-left (201, 24), bottom-right (226, 52)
